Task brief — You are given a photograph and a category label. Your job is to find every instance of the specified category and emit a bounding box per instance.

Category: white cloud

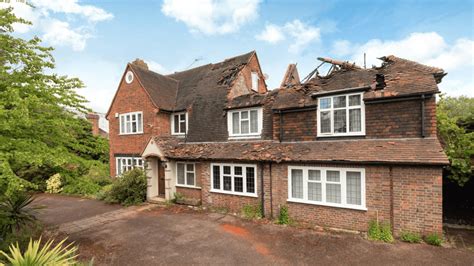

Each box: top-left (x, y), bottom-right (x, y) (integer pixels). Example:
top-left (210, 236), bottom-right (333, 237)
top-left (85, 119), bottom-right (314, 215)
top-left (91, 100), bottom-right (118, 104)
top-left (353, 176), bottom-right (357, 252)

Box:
top-left (0, 0), bottom-right (112, 51)
top-left (161, 0), bottom-right (260, 35)
top-left (331, 32), bottom-right (474, 96)
top-left (255, 20), bottom-right (320, 54)
top-left (147, 60), bottom-right (170, 74)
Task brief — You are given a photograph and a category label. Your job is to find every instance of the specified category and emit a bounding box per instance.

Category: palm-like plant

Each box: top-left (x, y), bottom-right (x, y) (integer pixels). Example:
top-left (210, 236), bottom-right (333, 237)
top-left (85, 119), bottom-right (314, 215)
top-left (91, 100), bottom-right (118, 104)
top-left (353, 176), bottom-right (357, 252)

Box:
top-left (0, 237), bottom-right (79, 265)
top-left (0, 193), bottom-right (38, 237)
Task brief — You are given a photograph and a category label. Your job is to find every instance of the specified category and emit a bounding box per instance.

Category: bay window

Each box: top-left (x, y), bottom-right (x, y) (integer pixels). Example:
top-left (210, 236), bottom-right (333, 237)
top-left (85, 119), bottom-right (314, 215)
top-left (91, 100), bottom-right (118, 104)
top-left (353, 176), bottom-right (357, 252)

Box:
top-left (288, 166), bottom-right (366, 210)
top-left (211, 163), bottom-right (257, 197)
top-left (317, 93), bottom-right (365, 137)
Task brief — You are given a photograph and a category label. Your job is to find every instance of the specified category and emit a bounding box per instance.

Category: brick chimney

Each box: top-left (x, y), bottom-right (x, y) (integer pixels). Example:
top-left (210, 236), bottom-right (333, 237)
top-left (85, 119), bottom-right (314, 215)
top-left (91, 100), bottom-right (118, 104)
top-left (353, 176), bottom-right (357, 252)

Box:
top-left (86, 113), bottom-right (100, 136)
top-left (131, 58), bottom-right (148, 70)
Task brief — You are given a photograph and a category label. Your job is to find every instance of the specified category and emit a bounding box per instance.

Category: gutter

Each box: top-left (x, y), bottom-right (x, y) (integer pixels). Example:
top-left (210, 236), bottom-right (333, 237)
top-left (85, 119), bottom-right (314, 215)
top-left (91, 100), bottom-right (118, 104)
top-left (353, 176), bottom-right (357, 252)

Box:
top-left (310, 86), bottom-right (371, 98)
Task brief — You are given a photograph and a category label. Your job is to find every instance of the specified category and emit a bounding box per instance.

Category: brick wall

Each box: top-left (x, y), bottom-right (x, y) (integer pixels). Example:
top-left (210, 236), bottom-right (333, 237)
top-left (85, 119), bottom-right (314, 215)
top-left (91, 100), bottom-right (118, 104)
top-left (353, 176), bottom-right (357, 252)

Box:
top-left (107, 66), bottom-right (171, 176)
top-left (271, 96), bottom-right (436, 141)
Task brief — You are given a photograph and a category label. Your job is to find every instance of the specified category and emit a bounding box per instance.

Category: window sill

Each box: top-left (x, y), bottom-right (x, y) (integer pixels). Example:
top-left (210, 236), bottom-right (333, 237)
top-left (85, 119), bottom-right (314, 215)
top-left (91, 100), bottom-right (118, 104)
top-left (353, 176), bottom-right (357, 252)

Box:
top-left (317, 133), bottom-right (365, 138)
top-left (176, 184), bottom-right (201, 189)
top-left (119, 132), bottom-right (144, 136)
top-left (210, 190), bottom-right (258, 198)
top-left (228, 135), bottom-right (261, 140)
top-left (287, 198), bottom-right (367, 211)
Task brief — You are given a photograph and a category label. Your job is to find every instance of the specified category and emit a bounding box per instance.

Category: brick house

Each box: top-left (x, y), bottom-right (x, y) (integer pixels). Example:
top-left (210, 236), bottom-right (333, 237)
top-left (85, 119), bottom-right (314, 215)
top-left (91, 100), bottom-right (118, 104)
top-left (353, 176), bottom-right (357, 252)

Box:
top-left (106, 51), bottom-right (448, 235)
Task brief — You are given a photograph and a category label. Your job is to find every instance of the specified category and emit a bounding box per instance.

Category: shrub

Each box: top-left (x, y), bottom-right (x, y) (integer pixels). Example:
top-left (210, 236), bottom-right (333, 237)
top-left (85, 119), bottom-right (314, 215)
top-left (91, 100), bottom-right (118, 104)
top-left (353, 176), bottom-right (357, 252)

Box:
top-left (425, 233), bottom-right (443, 246)
top-left (171, 192), bottom-right (184, 203)
top-left (62, 176), bottom-right (102, 196)
top-left (0, 238), bottom-right (79, 265)
top-left (241, 204), bottom-right (262, 219)
top-left (96, 184), bottom-right (114, 201)
top-left (46, 173), bottom-right (63, 194)
top-left (103, 169), bottom-right (147, 206)
top-left (0, 193), bottom-right (38, 237)
top-left (368, 220), bottom-right (393, 243)
top-left (277, 205), bottom-right (290, 225)
top-left (0, 222), bottom-right (43, 253)
top-left (400, 231), bottom-right (422, 243)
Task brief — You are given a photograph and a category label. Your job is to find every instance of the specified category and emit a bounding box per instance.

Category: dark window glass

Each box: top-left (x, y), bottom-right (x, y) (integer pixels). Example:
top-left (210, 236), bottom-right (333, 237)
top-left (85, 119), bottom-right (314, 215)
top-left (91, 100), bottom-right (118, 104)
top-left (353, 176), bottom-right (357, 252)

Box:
top-left (234, 176), bottom-right (243, 192)
top-left (213, 166), bottom-right (220, 189)
top-left (246, 167), bottom-right (255, 193)
top-left (223, 166), bottom-right (231, 175)
top-left (223, 175), bottom-right (232, 191)
top-left (234, 166), bottom-right (242, 176)
top-left (174, 115), bottom-right (179, 133)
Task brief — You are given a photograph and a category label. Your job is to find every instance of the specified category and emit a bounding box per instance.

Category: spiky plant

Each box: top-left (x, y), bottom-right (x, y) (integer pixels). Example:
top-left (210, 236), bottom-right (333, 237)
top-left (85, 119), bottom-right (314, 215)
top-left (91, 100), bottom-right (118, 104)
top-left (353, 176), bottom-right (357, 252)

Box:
top-left (0, 193), bottom-right (38, 237)
top-left (0, 237), bottom-right (79, 265)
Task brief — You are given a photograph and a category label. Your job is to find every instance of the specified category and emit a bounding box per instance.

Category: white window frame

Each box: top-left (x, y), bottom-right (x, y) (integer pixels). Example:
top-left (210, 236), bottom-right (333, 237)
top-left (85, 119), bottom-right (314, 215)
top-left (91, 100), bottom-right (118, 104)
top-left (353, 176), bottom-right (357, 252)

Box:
top-left (227, 107), bottom-right (263, 139)
top-left (317, 92), bottom-right (365, 137)
top-left (210, 163), bottom-right (257, 197)
top-left (287, 166), bottom-right (366, 211)
top-left (171, 112), bottom-right (188, 136)
top-left (115, 156), bottom-right (144, 176)
top-left (176, 162), bottom-right (198, 188)
top-left (119, 111), bottom-right (143, 135)
top-left (251, 72), bottom-right (259, 91)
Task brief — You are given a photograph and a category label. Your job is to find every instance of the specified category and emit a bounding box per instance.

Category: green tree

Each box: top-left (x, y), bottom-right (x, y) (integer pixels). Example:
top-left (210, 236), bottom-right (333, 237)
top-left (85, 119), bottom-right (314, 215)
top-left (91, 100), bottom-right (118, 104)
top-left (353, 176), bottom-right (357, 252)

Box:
top-left (0, 8), bottom-right (108, 196)
top-left (437, 95), bottom-right (474, 186)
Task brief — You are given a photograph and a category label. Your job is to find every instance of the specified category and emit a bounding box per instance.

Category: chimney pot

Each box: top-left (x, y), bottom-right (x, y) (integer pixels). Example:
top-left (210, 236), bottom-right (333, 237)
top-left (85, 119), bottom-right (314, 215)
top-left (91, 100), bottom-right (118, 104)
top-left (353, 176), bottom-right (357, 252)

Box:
top-left (131, 58), bottom-right (148, 70)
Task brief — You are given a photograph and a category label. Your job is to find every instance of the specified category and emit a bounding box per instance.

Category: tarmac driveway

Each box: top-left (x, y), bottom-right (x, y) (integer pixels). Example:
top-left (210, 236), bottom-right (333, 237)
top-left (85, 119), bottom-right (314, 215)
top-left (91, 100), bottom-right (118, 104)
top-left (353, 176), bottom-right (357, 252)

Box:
top-left (34, 194), bottom-right (474, 265)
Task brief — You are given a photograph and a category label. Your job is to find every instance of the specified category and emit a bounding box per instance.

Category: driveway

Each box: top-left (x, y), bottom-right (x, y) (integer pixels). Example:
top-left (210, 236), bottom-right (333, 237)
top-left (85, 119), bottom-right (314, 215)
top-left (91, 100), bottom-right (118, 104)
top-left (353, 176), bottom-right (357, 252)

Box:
top-left (34, 194), bottom-right (474, 265)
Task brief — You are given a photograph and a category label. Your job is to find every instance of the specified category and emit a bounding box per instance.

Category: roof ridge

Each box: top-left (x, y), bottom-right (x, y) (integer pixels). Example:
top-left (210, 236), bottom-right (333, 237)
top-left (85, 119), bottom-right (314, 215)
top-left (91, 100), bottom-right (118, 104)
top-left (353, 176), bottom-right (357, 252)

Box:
top-left (381, 55), bottom-right (445, 74)
top-left (129, 63), bottom-right (179, 83)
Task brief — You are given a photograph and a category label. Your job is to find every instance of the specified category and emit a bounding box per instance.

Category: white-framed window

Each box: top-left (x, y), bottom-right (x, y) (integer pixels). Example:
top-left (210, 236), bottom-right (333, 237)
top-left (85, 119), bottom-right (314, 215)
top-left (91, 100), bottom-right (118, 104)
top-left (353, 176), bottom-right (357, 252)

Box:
top-left (116, 156), bottom-right (144, 176)
top-left (317, 92), bottom-right (365, 137)
top-left (211, 163), bottom-right (257, 197)
top-left (171, 112), bottom-right (187, 135)
top-left (288, 166), bottom-right (366, 210)
top-left (176, 162), bottom-right (196, 187)
top-left (227, 107), bottom-right (263, 138)
top-left (119, 111), bottom-right (143, 135)
top-left (251, 72), bottom-right (259, 91)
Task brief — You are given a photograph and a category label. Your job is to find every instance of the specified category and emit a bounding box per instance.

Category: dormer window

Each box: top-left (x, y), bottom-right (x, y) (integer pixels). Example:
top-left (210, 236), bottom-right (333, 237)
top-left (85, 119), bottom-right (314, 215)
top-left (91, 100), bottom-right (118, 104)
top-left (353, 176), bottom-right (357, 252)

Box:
top-left (228, 107), bottom-right (263, 139)
top-left (317, 92), bottom-right (365, 137)
top-left (251, 72), bottom-right (259, 91)
top-left (171, 112), bottom-right (187, 135)
top-left (119, 111), bottom-right (143, 135)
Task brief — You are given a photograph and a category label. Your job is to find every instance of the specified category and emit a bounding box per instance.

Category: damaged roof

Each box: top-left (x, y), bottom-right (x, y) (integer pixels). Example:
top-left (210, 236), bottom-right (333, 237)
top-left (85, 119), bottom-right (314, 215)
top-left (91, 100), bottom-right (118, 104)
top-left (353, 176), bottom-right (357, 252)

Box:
top-left (149, 137), bottom-right (448, 166)
top-left (272, 55), bottom-right (446, 110)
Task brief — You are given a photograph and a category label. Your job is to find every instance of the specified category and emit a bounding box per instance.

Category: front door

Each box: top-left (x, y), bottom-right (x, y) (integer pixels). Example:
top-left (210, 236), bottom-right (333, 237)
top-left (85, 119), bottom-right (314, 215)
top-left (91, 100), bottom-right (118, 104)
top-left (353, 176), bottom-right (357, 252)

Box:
top-left (158, 161), bottom-right (165, 196)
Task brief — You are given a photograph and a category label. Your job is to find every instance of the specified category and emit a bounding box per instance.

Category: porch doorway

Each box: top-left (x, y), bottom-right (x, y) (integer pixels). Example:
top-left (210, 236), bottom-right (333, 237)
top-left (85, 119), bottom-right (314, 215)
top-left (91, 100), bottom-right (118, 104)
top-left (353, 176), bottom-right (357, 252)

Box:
top-left (158, 160), bottom-right (165, 197)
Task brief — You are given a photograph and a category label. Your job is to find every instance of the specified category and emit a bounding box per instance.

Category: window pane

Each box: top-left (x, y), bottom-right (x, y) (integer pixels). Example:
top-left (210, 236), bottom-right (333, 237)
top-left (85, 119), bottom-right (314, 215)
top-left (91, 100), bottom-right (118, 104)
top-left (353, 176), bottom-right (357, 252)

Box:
top-left (234, 166), bottom-right (242, 176)
top-left (223, 166), bottom-right (231, 175)
top-left (180, 114), bottom-right (186, 121)
top-left (223, 176), bottom-right (232, 191)
top-left (308, 170), bottom-right (320, 181)
top-left (349, 95), bottom-right (361, 106)
top-left (117, 159), bottom-right (122, 175)
top-left (232, 112), bottom-right (239, 134)
top-left (213, 166), bottom-right (220, 189)
top-left (174, 115), bottom-right (179, 133)
top-left (177, 163), bottom-right (185, 185)
top-left (320, 98), bottom-right (331, 109)
top-left (291, 169), bottom-right (303, 199)
top-left (326, 184), bottom-right (341, 203)
top-left (127, 158), bottom-right (132, 166)
top-left (308, 182), bottom-right (322, 201)
top-left (132, 119), bottom-right (137, 132)
top-left (180, 121), bottom-right (186, 133)
top-left (333, 110), bottom-right (346, 133)
top-left (241, 120), bottom-right (249, 134)
top-left (186, 172), bottom-right (195, 186)
top-left (187, 164), bottom-right (194, 172)
top-left (137, 113), bottom-right (142, 132)
top-left (120, 116), bottom-right (125, 133)
top-left (347, 171), bottom-right (362, 205)
top-left (327, 171), bottom-right (340, 182)
top-left (333, 96), bottom-right (346, 108)
top-left (320, 111), bottom-right (331, 133)
top-left (349, 109), bottom-right (361, 132)
top-left (126, 115), bottom-right (131, 133)
top-left (234, 176), bottom-right (243, 192)
top-left (241, 111), bottom-right (248, 119)
top-left (250, 110), bottom-right (258, 133)
top-left (246, 167), bottom-right (255, 193)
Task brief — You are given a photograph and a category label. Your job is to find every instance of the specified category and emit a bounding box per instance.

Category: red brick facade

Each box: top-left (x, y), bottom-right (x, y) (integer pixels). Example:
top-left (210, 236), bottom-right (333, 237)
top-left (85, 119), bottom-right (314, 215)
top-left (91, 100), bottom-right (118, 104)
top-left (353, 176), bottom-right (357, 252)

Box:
top-left (106, 66), bottom-right (171, 176)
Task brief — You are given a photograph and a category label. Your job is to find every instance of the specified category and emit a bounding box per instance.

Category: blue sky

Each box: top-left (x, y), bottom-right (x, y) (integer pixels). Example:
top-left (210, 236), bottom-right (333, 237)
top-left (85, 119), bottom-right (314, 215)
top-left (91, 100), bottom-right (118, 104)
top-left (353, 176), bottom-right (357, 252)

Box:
top-left (3, 0), bottom-right (474, 114)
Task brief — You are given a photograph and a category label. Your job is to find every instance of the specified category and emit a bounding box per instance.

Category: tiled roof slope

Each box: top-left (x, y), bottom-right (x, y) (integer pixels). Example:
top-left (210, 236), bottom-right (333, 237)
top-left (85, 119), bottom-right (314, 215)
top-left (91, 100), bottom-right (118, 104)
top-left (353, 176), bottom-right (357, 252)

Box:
top-left (151, 137), bottom-right (448, 166)
top-left (272, 55), bottom-right (446, 110)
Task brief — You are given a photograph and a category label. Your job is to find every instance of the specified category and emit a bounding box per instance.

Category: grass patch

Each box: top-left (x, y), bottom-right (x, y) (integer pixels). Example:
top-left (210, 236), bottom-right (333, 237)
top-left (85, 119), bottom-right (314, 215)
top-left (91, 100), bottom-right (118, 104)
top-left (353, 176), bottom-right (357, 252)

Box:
top-left (241, 204), bottom-right (262, 219)
top-left (425, 233), bottom-right (443, 246)
top-left (368, 220), bottom-right (393, 243)
top-left (400, 231), bottom-right (422, 243)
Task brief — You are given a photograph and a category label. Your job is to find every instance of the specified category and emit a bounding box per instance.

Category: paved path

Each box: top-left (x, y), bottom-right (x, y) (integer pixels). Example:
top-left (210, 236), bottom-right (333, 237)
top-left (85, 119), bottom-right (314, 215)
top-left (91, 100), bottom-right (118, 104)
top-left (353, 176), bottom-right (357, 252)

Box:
top-left (34, 194), bottom-right (474, 265)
